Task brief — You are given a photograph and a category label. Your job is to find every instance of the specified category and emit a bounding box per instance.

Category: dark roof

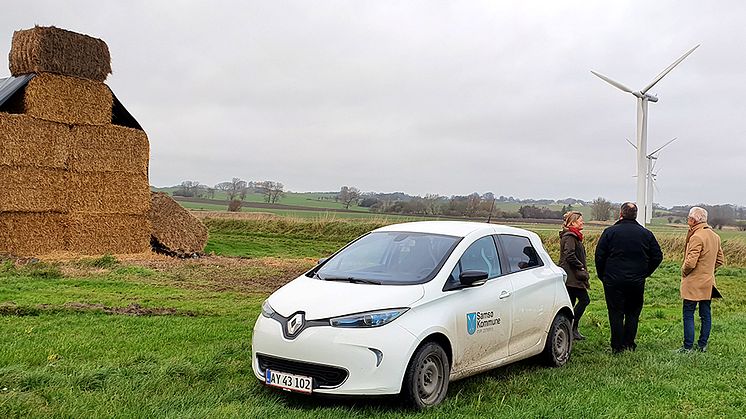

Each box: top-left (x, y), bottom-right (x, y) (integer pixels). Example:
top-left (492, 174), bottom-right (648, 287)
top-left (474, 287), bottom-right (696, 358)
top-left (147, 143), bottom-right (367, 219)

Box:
top-left (0, 74), bottom-right (34, 107)
top-left (0, 74), bottom-right (143, 130)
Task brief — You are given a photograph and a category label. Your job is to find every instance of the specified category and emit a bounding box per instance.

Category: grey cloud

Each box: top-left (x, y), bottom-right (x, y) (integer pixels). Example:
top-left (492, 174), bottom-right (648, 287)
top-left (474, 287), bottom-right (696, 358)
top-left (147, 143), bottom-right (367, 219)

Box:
top-left (1, 0), bottom-right (744, 205)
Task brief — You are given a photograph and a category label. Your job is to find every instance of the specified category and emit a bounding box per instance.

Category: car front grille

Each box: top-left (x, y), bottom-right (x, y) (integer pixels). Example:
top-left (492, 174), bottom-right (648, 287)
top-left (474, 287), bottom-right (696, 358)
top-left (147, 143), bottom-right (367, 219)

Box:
top-left (257, 354), bottom-right (349, 388)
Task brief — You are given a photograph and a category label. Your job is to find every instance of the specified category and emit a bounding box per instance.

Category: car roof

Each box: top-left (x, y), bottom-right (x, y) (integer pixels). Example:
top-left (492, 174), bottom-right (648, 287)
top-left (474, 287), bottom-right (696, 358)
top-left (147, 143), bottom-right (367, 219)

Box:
top-left (373, 221), bottom-right (534, 238)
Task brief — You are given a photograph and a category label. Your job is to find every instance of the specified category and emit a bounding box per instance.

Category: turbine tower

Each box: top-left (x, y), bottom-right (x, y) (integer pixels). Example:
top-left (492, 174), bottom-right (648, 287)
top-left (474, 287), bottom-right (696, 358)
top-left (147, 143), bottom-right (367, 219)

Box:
top-left (592, 45), bottom-right (699, 225)
top-left (627, 138), bottom-right (677, 223)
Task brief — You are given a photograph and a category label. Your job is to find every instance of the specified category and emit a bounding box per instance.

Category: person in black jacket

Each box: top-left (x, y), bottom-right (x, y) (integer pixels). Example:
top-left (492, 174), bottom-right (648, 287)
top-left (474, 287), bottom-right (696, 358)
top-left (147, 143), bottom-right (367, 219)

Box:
top-left (595, 202), bottom-right (663, 353)
top-left (558, 211), bottom-right (590, 340)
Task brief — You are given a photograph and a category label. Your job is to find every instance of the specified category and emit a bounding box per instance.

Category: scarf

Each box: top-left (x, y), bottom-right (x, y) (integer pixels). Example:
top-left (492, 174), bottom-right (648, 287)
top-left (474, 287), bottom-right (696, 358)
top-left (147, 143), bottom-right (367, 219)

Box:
top-left (568, 226), bottom-right (584, 241)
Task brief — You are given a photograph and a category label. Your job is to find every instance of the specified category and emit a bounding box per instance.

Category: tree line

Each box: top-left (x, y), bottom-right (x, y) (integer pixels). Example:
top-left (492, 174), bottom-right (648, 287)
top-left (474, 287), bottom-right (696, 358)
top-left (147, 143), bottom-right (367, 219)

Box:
top-left (173, 179), bottom-right (285, 211)
top-left (171, 179), bottom-right (746, 225)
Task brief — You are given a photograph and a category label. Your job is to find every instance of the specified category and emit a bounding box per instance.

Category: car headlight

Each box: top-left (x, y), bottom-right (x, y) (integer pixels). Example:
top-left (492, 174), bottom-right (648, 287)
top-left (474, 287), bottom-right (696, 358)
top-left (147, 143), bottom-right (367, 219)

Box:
top-left (261, 300), bottom-right (275, 318)
top-left (330, 308), bottom-right (409, 328)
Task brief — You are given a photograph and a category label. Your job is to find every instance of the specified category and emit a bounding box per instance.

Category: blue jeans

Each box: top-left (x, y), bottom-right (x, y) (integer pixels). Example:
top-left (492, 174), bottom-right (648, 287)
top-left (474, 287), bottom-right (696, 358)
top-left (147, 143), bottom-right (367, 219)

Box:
top-left (683, 299), bottom-right (711, 349)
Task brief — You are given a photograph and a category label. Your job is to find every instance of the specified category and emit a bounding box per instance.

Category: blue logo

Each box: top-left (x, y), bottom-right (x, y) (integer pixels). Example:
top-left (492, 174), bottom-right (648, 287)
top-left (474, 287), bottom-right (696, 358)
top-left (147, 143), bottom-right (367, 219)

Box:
top-left (466, 312), bottom-right (477, 335)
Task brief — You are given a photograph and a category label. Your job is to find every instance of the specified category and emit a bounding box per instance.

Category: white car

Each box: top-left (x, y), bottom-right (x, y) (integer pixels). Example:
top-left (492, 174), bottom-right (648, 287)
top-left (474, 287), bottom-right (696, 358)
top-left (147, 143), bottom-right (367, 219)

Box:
top-left (252, 221), bottom-right (573, 408)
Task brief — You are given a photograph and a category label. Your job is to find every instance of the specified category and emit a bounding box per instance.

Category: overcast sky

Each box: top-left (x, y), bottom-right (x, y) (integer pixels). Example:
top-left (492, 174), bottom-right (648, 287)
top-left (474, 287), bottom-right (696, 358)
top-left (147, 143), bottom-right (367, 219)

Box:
top-left (2, 1), bottom-right (744, 206)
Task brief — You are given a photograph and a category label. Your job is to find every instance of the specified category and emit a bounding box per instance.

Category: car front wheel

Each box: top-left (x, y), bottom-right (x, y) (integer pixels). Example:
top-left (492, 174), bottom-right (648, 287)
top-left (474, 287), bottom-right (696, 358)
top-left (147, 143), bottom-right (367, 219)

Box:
top-left (542, 313), bottom-right (572, 367)
top-left (401, 341), bottom-right (450, 409)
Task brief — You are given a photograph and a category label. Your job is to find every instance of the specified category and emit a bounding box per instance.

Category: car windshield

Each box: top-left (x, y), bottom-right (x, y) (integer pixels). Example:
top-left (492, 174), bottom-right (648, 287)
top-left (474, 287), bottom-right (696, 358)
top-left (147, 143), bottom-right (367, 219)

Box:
top-left (315, 231), bottom-right (460, 285)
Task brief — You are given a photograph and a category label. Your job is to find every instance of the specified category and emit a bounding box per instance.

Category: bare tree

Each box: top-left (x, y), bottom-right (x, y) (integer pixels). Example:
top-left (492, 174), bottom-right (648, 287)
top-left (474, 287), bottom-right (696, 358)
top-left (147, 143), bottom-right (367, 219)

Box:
top-left (174, 180), bottom-right (202, 197)
top-left (339, 186), bottom-right (361, 209)
top-left (256, 181), bottom-right (285, 204)
top-left (423, 194), bottom-right (442, 215)
top-left (466, 193), bottom-right (482, 217)
top-left (591, 197), bottom-right (614, 221)
top-left (215, 178), bottom-right (247, 201)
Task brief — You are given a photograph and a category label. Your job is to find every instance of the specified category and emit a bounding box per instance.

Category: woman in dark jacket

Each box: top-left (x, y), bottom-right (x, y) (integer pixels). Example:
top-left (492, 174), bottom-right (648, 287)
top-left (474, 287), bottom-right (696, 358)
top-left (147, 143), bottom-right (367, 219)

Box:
top-left (559, 211), bottom-right (590, 340)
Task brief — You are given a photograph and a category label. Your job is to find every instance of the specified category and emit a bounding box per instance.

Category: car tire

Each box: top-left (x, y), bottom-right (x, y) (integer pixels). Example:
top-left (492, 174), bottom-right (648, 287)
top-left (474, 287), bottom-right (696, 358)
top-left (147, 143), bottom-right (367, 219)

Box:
top-left (401, 341), bottom-right (450, 409)
top-left (542, 313), bottom-right (573, 367)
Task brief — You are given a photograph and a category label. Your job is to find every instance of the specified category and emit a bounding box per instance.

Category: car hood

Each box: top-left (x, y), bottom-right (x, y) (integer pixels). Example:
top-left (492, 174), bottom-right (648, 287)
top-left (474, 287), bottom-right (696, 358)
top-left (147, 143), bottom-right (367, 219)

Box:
top-left (267, 275), bottom-right (426, 319)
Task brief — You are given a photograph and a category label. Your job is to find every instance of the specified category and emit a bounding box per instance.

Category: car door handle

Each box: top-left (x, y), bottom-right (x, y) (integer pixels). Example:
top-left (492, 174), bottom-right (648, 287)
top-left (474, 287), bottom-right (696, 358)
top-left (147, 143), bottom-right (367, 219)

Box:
top-left (499, 290), bottom-right (511, 299)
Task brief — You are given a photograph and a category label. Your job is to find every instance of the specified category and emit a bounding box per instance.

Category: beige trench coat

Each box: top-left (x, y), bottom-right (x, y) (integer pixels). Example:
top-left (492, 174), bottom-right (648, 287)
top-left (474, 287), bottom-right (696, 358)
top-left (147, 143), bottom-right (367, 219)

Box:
top-left (681, 223), bottom-right (725, 301)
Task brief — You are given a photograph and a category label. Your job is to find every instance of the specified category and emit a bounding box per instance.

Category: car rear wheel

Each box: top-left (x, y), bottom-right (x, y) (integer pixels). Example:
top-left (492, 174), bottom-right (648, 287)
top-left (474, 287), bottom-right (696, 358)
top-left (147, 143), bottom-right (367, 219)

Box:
top-left (542, 313), bottom-right (572, 367)
top-left (401, 342), bottom-right (450, 409)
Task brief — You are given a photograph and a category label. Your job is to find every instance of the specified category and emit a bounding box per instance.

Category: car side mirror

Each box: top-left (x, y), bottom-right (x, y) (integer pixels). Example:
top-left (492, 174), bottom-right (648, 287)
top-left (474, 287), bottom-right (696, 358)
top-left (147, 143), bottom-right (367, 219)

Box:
top-left (318, 257), bottom-right (328, 265)
top-left (459, 270), bottom-right (488, 286)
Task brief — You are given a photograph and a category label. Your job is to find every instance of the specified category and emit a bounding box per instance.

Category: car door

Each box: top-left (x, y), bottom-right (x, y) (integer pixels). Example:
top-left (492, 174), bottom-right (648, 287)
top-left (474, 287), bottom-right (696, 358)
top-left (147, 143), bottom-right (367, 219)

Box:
top-left (497, 234), bottom-right (555, 357)
top-left (447, 235), bottom-right (513, 371)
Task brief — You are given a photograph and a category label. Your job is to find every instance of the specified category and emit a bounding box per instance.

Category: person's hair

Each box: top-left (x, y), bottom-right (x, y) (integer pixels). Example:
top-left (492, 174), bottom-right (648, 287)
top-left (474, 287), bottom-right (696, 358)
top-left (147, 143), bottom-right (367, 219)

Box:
top-left (620, 202), bottom-right (638, 220)
top-left (688, 206), bottom-right (708, 223)
top-left (563, 211), bottom-right (583, 228)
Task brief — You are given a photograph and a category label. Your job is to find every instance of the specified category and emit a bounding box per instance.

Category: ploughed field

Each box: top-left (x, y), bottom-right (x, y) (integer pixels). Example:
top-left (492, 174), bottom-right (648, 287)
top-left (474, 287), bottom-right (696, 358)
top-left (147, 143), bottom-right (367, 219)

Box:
top-left (1, 216), bottom-right (745, 418)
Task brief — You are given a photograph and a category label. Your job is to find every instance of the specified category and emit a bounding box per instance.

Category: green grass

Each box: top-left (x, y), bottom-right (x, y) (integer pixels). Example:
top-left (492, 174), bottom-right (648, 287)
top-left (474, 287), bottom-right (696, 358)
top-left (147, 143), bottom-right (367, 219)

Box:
top-left (3, 218), bottom-right (746, 417)
top-left (1, 259), bottom-right (745, 417)
top-left (203, 218), bottom-right (390, 258)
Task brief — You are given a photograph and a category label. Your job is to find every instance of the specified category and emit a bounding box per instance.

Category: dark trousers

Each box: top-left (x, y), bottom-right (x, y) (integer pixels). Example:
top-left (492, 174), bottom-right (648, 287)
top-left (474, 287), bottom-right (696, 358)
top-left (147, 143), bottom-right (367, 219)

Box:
top-left (603, 281), bottom-right (645, 352)
top-left (567, 286), bottom-right (590, 327)
top-left (683, 299), bottom-right (712, 349)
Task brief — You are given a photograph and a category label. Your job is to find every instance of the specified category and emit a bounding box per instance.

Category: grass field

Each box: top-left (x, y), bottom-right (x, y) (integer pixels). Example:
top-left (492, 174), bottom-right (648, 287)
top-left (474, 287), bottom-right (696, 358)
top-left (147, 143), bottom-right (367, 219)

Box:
top-left (2, 218), bottom-right (746, 418)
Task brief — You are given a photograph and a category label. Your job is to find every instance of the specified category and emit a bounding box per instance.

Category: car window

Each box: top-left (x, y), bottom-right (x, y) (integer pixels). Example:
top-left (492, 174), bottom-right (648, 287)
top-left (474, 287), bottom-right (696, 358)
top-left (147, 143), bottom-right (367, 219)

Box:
top-left (316, 231), bottom-right (460, 285)
top-left (499, 234), bottom-right (543, 273)
top-left (446, 236), bottom-right (501, 288)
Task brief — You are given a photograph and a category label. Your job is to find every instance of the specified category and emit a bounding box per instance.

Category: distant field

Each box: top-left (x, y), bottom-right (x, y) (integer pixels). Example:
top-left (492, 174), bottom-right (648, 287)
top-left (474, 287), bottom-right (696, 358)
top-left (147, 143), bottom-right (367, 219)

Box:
top-left (152, 187), bottom-right (367, 211)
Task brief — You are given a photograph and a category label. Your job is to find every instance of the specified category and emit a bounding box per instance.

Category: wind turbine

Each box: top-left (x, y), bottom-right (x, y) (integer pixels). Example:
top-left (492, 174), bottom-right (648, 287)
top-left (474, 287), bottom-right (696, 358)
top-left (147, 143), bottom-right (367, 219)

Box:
top-left (626, 137), bottom-right (677, 223)
top-left (592, 45), bottom-right (699, 225)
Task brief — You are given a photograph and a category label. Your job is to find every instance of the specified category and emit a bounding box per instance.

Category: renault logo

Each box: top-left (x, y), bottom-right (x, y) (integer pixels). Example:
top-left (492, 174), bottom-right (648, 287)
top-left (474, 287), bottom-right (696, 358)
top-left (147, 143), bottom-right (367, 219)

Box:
top-left (287, 312), bottom-right (305, 336)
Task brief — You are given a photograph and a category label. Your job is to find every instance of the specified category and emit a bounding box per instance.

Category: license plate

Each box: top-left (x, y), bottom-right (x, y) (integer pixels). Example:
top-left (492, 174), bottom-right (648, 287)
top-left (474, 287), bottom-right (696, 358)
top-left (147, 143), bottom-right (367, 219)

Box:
top-left (265, 369), bottom-right (313, 393)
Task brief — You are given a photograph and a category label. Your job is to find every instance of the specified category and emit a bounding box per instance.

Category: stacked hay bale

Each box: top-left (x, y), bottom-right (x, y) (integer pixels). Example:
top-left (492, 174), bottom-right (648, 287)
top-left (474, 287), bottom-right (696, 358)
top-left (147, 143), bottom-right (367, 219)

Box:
top-left (148, 193), bottom-right (209, 256)
top-left (0, 26), bottom-right (150, 255)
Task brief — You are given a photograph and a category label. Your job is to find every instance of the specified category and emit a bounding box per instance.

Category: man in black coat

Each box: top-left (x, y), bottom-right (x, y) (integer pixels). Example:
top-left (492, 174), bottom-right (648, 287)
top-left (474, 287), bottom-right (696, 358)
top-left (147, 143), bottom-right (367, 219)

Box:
top-left (595, 202), bottom-right (663, 353)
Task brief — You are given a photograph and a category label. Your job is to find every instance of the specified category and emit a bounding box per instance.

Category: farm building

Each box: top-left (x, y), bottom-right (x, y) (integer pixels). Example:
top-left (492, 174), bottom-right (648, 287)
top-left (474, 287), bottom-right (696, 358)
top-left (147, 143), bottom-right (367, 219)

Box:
top-left (0, 26), bottom-right (206, 256)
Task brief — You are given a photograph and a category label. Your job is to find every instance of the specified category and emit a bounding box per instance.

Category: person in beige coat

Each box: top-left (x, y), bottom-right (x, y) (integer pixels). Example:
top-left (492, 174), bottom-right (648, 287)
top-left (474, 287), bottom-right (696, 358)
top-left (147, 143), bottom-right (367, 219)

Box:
top-left (679, 207), bottom-right (725, 353)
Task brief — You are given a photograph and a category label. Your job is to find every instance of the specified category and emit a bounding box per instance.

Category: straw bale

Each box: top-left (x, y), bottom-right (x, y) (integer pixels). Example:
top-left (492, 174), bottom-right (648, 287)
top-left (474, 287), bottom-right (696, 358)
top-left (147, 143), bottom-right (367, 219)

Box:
top-left (68, 172), bottom-right (150, 214)
top-left (20, 73), bottom-right (112, 125)
top-left (9, 26), bottom-right (111, 82)
top-left (0, 213), bottom-right (66, 256)
top-left (69, 125), bottom-right (149, 173)
top-left (0, 113), bottom-right (70, 168)
top-left (148, 192), bottom-right (208, 254)
top-left (0, 167), bottom-right (67, 212)
top-left (66, 214), bottom-right (150, 254)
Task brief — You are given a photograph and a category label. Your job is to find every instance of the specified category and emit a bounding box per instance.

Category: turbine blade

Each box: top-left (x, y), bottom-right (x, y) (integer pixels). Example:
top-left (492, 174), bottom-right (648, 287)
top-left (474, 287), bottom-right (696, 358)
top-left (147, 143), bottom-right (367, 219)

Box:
top-left (641, 45), bottom-right (700, 94)
top-left (626, 138), bottom-right (637, 149)
top-left (591, 70), bottom-right (635, 93)
top-left (649, 137), bottom-right (678, 156)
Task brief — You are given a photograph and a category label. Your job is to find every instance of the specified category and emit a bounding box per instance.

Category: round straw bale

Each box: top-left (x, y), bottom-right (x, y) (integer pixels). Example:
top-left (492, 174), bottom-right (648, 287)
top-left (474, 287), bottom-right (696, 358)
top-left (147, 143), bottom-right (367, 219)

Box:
top-left (9, 26), bottom-right (111, 82)
top-left (148, 192), bottom-right (208, 254)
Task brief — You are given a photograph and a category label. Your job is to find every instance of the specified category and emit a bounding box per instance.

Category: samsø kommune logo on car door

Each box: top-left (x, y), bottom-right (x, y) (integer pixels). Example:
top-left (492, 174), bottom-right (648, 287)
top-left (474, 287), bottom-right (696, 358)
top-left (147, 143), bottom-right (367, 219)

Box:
top-left (466, 311), bottom-right (501, 335)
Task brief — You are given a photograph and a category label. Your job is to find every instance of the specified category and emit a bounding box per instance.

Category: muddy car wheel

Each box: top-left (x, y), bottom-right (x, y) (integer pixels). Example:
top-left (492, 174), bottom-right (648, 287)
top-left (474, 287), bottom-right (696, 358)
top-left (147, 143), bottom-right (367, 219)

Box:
top-left (542, 313), bottom-right (572, 367)
top-left (401, 342), bottom-right (450, 409)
